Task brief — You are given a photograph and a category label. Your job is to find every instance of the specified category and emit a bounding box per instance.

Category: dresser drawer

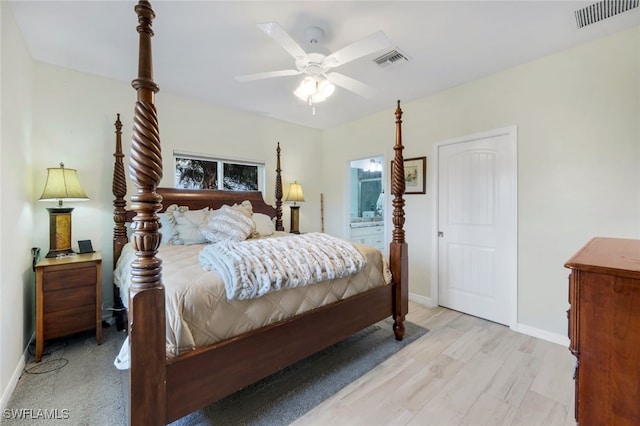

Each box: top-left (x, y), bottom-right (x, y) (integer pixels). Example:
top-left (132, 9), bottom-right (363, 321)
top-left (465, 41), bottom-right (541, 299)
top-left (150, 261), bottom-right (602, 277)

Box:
top-left (43, 265), bottom-right (97, 292)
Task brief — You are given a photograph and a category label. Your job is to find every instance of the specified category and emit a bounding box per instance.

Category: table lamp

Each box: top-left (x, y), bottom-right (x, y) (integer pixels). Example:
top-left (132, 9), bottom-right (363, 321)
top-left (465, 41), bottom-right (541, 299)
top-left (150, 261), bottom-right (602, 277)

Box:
top-left (39, 163), bottom-right (89, 258)
top-left (285, 181), bottom-right (304, 234)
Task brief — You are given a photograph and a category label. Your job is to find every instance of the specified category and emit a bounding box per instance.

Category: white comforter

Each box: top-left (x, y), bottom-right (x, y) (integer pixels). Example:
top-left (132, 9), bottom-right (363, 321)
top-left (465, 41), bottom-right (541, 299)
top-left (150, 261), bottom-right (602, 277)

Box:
top-left (199, 232), bottom-right (366, 300)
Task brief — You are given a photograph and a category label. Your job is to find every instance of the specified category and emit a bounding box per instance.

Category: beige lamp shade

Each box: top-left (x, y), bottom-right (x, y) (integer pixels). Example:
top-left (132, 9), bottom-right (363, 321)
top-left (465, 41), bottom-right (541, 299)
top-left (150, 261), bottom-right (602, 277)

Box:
top-left (284, 182), bottom-right (305, 204)
top-left (38, 163), bottom-right (89, 258)
top-left (285, 181), bottom-right (304, 234)
top-left (39, 163), bottom-right (89, 206)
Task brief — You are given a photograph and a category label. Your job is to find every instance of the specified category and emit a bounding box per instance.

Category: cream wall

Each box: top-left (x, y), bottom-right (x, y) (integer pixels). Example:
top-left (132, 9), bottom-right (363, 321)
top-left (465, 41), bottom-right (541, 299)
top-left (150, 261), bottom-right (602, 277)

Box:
top-left (323, 26), bottom-right (640, 337)
top-left (0, 2), bottom-right (35, 410)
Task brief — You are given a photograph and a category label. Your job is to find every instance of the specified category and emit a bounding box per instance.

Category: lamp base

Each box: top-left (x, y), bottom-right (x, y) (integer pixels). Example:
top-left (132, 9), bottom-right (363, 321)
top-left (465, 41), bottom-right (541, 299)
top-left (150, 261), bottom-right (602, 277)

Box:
top-left (289, 205), bottom-right (301, 234)
top-left (45, 248), bottom-right (76, 259)
top-left (46, 207), bottom-right (75, 258)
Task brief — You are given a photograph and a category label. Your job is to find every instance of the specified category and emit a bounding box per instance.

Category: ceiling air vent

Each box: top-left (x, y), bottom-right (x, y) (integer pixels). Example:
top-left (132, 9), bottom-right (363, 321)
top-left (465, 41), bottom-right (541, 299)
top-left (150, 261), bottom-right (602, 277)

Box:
top-left (373, 49), bottom-right (410, 68)
top-left (575, 0), bottom-right (639, 29)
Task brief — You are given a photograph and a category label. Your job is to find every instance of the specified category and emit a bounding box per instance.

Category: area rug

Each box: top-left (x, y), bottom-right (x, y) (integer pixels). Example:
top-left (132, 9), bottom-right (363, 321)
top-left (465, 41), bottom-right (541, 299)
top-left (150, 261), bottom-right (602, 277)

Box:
top-left (170, 319), bottom-right (428, 425)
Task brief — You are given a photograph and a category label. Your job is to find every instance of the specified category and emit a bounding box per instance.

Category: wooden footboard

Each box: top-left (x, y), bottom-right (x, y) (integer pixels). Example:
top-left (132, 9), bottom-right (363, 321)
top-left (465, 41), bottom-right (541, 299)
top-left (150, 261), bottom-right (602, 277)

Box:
top-left (122, 1), bottom-right (408, 424)
top-left (165, 285), bottom-right (393, 422)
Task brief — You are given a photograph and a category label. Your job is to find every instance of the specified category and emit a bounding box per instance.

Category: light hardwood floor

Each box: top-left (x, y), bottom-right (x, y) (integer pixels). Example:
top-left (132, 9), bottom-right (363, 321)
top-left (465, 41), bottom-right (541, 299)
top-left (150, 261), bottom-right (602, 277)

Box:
top-left (293, 302), bottom-right (577, 426)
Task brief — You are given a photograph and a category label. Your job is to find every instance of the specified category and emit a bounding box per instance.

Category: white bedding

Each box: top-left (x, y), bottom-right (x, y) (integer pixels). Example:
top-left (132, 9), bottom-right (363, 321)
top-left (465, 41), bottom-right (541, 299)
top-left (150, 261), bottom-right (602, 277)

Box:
top-left (113, 232), bottom-right (392, 367)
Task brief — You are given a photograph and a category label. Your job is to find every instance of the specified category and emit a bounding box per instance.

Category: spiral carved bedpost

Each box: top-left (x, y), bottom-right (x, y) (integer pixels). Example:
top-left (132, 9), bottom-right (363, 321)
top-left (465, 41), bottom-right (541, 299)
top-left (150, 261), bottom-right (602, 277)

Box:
top-left (274, 142), bottom-right (284, 231)
top-left (112, 113), bottom-right (128, 331)
top-left (128, 1), bottom-right (166, 425)
top-left (390, 100), bottom-right (408, 340)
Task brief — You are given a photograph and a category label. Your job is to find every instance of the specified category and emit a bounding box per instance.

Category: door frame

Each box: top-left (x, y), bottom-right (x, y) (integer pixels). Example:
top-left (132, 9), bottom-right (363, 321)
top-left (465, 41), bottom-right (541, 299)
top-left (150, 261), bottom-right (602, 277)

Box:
top-left (431, 125), bottom-right (518, 329)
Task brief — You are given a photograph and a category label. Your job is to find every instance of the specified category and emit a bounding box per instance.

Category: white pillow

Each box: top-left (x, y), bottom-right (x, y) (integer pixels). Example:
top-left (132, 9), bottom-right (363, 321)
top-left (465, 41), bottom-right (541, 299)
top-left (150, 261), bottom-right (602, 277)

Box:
top-left (200, 205), bottom-right (255, 243)
top-left (252, 213), bottom-right (276, 236)
top-left (158, 212), bottom-right (173, 245)
top-left (128, 212), bottom-right (174, 245)
top-left (165, 204), bottom-right (211, 245)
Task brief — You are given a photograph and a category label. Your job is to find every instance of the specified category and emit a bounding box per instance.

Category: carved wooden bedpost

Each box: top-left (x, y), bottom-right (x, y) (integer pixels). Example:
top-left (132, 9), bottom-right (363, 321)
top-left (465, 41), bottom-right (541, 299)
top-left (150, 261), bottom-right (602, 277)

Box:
top-left (128, 1), bottom-right (166, 425)
top-left (390, 100), bottom-right (408, 340)
top-left (112, 113), bottom-right (128, 331)
top-left (113, 114), bottom-right (128, 263)
top-left (274, 142), bottom-right (284, 231)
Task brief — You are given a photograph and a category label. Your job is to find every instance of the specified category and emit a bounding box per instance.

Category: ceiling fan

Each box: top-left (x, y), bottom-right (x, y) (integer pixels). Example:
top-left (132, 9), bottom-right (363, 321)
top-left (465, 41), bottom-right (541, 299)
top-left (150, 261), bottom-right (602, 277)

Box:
top-left (235, 22), bottom-right (392, 101)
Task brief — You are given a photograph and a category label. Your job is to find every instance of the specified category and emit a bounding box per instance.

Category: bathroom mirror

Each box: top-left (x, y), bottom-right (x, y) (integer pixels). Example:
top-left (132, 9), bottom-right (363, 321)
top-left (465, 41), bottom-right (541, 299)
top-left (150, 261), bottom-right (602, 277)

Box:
top-left (349, 156), bottom-right (384, 220)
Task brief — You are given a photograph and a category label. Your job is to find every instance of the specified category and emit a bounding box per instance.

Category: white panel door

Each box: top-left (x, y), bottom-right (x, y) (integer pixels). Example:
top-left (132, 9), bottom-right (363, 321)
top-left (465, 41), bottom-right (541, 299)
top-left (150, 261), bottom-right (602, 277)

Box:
top-left (437, 128), bottom-right (517, 326)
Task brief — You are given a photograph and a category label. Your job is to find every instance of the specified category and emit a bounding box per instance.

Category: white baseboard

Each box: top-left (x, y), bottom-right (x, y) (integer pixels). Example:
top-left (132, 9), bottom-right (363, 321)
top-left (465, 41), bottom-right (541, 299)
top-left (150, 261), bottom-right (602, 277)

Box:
top-left (0, 333), bottom-right (33, 413)
top-left (408, 294), bottom-right (569, 347)
top-left (409, 292), bottom-right (433, 307)
top-left (514, 323), bottom-right (569, 347)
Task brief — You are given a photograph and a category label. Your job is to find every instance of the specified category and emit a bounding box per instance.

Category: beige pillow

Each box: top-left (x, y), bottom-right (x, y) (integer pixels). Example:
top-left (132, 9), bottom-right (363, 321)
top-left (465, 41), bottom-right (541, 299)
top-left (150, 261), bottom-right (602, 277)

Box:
top-left (231, 200), bottom-right (253, 218)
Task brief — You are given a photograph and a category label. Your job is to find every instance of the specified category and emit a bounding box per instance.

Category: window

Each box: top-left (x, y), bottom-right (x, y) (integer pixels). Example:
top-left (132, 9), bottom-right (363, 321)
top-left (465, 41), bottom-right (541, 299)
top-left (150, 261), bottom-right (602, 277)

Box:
top-left (174, 152), bottom-right (264, 191)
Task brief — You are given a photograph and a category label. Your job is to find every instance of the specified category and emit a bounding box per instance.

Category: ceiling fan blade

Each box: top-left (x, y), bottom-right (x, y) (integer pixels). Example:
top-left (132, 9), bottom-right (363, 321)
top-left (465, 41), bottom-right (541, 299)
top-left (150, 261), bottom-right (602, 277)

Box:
top-left (326, 72), bottom-right (378, 99)
top-left (235, 69), bottom-right (301, 82)
top-left (323, 31), bottom-right (392, 68)
top-left (257, 22), bottom-right (309, 62)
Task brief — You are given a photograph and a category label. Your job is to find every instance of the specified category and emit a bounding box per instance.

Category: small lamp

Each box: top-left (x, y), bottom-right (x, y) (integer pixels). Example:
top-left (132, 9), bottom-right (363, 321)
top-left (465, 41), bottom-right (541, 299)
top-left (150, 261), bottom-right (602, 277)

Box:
top-left (39, 163), bottom-right (89, 258)
top-left (285, 181), bottom-right (305, 234)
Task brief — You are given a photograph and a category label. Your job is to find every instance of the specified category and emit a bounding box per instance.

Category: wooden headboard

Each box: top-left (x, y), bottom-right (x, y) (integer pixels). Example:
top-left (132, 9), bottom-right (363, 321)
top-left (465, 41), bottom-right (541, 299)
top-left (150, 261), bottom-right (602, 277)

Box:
top-left (112, 113), bottom-right (284, 266)
top-left (155, 187), bottom-right (277, 217)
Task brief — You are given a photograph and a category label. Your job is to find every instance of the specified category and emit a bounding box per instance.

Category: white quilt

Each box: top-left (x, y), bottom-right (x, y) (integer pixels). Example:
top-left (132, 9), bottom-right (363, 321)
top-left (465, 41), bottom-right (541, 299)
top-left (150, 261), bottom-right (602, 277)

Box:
top-left (199, 232), bottom-right (366, 300)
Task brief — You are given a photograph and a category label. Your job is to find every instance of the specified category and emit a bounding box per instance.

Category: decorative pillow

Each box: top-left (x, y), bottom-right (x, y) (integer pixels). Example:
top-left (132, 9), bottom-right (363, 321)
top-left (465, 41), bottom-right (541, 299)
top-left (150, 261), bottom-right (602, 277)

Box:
top-left (165, 204), bottom-right (211, 245)
top-left (157, 212), bottom-right (173, 245)
top-left (231, 200), bottom-right (253, 218)
top-left (128, 212), bottom-right (174, 245)
top-left (200, 205), bottom-right (255, 243)
top-left (252, 213), bottom-right (276, 237)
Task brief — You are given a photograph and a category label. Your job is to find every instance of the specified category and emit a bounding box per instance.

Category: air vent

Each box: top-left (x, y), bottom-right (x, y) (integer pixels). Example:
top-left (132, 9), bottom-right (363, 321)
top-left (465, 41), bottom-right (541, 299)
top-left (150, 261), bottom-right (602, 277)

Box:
top-left (373, 49), bottom-right (410, 68)
top-left (575, 0), bottom-right (639, 29)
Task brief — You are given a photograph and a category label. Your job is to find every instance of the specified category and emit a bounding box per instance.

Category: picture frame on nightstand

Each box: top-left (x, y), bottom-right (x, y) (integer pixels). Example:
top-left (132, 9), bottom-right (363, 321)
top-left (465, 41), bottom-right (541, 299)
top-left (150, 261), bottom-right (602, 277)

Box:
top-left (78, 239), bottom-right (94, 253)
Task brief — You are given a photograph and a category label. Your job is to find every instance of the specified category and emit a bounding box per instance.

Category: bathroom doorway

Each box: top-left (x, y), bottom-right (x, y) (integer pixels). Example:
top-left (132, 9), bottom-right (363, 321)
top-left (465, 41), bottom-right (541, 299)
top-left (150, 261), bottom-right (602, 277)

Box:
top-left (348, 156), bottom-right (385, 252)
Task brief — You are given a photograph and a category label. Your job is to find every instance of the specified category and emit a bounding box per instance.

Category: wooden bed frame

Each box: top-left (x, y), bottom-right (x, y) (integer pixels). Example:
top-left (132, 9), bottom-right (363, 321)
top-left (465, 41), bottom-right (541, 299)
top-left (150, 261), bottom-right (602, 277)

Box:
top-left (116, 1), bottom-right (408, 424)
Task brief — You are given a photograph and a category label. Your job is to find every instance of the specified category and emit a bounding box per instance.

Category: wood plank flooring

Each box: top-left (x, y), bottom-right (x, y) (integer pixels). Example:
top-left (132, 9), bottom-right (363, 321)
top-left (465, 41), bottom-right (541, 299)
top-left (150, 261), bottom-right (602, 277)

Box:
top-left (293, 302), bottom-right (577, 426)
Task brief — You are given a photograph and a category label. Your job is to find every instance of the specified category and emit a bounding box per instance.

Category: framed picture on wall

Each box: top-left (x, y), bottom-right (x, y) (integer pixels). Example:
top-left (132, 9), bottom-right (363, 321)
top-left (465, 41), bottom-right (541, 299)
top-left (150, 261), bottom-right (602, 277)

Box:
top-left (392, 156), bottom-right (426, 194)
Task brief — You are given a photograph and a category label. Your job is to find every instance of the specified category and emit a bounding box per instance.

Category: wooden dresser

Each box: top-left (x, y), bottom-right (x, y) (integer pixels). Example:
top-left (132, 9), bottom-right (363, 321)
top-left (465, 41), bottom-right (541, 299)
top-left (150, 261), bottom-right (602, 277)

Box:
top-left (35, 252), bottom-right (102, 362)
top-left (565, 237), bottom-right (640, 425)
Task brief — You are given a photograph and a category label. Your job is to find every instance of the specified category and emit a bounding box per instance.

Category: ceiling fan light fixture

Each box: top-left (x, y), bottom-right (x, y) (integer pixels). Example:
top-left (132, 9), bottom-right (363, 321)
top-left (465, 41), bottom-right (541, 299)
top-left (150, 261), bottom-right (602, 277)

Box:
top-left (318, 79), bottom-right (335, 98)
top-left (293, 76), bottom-right (335, 105)
top-left (298, 76), bottom-right (317, 96)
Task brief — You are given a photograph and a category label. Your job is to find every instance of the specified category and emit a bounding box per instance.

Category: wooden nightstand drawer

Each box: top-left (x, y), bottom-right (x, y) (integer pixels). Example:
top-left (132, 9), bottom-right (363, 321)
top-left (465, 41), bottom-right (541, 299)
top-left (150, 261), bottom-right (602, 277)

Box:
top-left (44, 284), bottom-right (95, 313)
top-left (44, 305), bottom-right (96, 340)
top-left (43, 265), bottom-right (96, 292)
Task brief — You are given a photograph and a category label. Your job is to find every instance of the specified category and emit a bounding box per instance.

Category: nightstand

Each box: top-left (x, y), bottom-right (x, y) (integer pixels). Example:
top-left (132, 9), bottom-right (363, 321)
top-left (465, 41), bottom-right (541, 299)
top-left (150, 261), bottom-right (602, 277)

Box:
top-left (35, 252), bottom-right (102, 362)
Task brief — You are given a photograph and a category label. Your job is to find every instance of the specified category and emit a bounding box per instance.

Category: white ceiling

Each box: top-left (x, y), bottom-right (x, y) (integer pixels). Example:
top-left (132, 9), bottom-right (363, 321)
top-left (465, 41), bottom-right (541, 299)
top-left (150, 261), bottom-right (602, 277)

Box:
top-left (8, 1), bottom-right (640, 130)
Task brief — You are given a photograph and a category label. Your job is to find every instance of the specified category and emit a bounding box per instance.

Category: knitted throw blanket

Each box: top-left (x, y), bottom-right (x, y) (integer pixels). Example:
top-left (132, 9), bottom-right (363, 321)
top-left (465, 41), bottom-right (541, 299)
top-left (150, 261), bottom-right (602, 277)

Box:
top-left (199, 232), bottom-right (366, 300)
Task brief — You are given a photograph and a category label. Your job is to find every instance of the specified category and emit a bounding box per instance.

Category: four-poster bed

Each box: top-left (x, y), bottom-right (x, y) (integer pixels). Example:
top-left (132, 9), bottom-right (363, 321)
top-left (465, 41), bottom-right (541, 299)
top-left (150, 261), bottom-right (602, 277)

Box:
top-left (117, 1), bottom-right (409, 424)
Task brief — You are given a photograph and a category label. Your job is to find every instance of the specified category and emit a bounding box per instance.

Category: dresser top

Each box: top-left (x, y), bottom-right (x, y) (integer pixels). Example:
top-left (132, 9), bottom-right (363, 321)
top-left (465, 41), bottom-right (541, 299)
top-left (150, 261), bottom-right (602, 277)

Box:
top-left (565, 237), bottom-right (640, 278)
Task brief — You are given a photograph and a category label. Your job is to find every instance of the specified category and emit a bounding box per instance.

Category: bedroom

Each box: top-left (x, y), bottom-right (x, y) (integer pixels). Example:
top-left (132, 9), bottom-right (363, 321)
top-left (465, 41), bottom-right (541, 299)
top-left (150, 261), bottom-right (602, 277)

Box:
top-left (1, 0), bottom-right (639, 422)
